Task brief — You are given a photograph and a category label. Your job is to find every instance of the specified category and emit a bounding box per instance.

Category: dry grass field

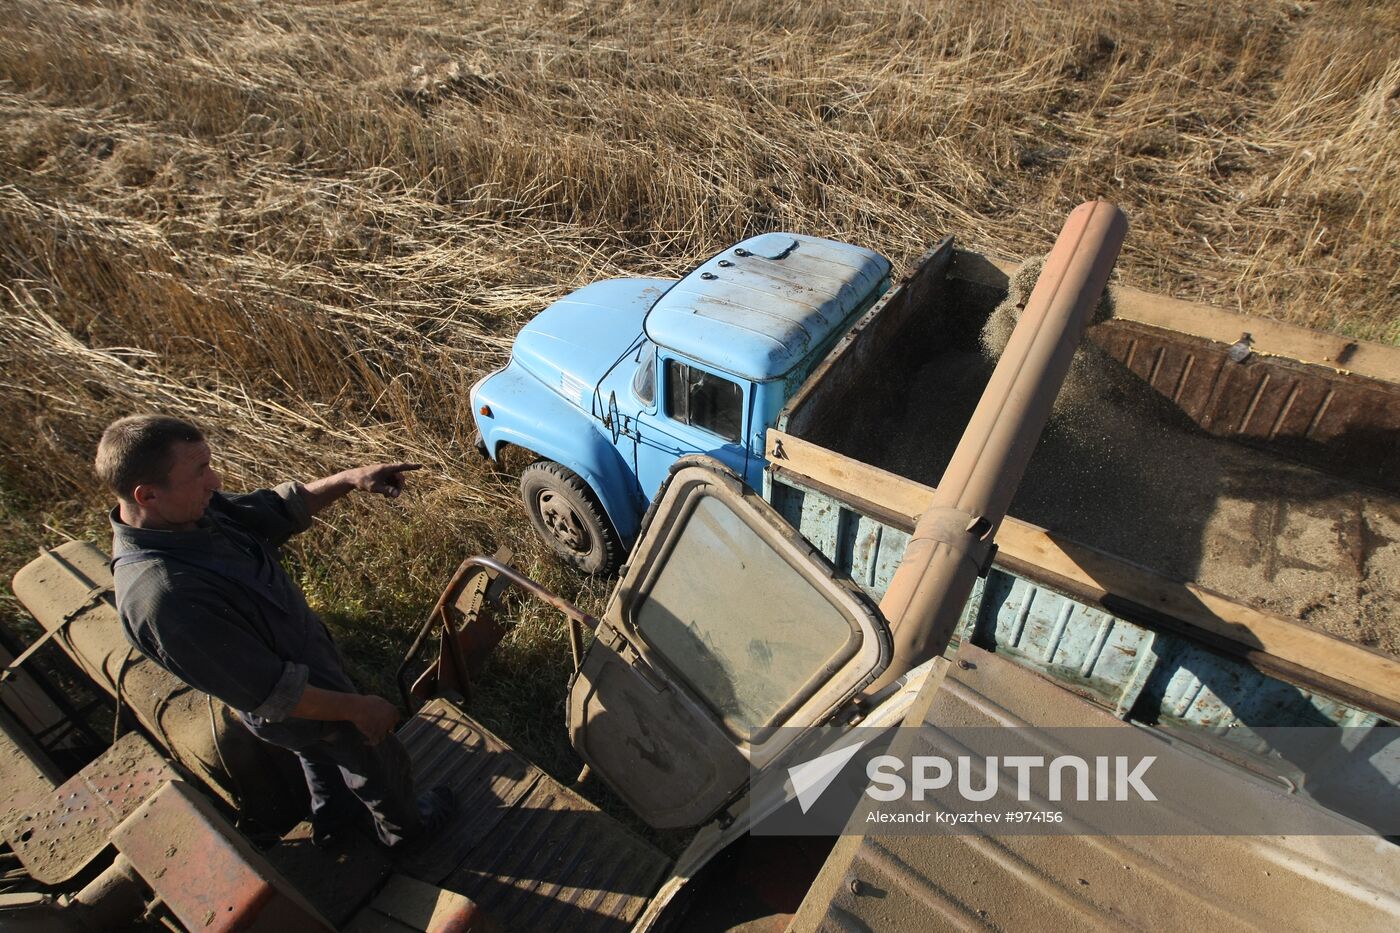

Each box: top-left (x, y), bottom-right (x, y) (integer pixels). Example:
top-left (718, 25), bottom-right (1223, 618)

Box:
top-left (1, 0), bottom-right (1398, 775)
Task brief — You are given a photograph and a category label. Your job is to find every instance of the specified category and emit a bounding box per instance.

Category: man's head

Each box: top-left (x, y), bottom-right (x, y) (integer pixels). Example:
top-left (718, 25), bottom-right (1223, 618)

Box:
top-left (96, 415), bottom-right (221, 529)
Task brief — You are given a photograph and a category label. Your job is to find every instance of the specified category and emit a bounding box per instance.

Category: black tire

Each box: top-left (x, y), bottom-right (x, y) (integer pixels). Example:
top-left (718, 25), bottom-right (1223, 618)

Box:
top-left (520, 461), bottom-right (622, 575)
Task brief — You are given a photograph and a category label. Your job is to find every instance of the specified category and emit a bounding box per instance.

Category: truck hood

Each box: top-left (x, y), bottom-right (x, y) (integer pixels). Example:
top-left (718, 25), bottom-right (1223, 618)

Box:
top-left (512, 277), bottom-right (671, 408)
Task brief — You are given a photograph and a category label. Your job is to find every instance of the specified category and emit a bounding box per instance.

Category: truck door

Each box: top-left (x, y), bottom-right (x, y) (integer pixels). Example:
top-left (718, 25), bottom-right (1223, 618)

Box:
top-left (630, 355), bottom-right (754, 501)
top-left (568, 459), bottom-right (891, 829)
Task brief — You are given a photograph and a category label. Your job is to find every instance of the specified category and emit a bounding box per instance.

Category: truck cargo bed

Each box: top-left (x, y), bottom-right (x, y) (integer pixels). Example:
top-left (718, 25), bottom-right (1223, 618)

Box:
top-left (784, 244), bottom-right (1400, 655)
top-left (864, 341), bottom-right (1400, 655)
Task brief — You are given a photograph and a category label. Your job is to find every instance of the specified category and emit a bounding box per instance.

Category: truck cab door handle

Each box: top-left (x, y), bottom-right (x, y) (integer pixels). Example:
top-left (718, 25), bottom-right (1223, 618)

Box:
top-left (629, 654), bottom-right (667, 692)
top-left (597, 623), bottom-right (667, 692)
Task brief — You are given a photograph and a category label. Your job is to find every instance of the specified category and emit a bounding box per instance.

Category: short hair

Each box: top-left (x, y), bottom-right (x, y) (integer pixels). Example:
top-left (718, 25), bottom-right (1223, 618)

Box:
top-left (95, 415), bottom-right (205, 501)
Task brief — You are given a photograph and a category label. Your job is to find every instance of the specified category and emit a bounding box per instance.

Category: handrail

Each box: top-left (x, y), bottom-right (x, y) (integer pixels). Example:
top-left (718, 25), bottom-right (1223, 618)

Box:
top-left (396, 555), bottom-right (599, 709)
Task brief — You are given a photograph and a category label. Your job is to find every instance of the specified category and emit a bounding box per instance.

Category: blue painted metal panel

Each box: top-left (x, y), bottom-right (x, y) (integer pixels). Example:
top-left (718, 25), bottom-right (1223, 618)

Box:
top-left (966, 572), bottom-right (1158, 716)
top-left (835, 510), bottom-right (885, 586)
top-left (645, 234), bottom-right (890, 381)
top-left (769, 480), bottom-right (805, 531)
top-left (870, 524), bottom-right (909, 598)
top-left (511, 278), bottom-right (669, 400)
top-left (471, 364), bottom-right (645, 544)
top-left (796, 485), bottom-right (841, 558)
top-left (1144, 643), bottom-right (1380, 733)
top-left (766, 474), bottom-right (1394, 738)
top-left (624, 353), bottom-right (755, 503)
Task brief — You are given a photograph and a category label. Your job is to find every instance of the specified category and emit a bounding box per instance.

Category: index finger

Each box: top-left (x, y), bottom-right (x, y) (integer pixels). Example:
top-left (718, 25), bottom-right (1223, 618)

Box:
top-left (381, 462), bottom-right (423, 473)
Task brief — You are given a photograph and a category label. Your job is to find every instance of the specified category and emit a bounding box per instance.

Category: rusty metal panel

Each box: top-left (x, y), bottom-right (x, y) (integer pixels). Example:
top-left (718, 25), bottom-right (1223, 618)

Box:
top-left (0, 731), bottom-right (177, 883)
top-left (395, 699), bottom-right (670, 933)
top-left (1091, 320), bottom-right (1400, 492)
top-left (791, 645), bottom-right (1400, 933)
top-left (113, 780), bottom-right (333, 932)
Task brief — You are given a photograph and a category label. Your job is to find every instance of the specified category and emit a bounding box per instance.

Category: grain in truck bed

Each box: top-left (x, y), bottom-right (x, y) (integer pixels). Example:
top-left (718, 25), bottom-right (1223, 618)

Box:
top-left (787, 244), bottom-right (1400, 655)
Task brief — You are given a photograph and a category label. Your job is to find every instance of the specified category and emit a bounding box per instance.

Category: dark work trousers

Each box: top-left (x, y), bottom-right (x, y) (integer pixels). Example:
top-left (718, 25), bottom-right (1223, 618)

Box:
top-left (242, 715), bottom-right (422, 847)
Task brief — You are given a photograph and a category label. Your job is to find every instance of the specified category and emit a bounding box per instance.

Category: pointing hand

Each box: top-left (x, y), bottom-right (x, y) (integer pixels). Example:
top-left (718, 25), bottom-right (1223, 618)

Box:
top-left (349, 462), bottom-right (422, 499)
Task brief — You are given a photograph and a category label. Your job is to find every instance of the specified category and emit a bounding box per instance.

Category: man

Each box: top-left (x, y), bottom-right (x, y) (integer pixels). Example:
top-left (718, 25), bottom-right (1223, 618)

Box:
top-left (97, 413), bottom-right (452, 848)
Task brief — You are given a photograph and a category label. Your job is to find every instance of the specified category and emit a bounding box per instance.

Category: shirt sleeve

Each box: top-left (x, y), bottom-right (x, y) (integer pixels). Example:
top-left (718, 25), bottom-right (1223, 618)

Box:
top-left (218, 482), bottom-right (313, 547)
top-left (134, 576), bottom-right (309, 720)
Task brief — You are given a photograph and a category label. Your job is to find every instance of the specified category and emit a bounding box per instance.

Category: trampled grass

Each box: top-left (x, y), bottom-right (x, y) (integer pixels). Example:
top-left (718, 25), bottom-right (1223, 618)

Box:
top-left (1, 0), bottom-right (1397, 786)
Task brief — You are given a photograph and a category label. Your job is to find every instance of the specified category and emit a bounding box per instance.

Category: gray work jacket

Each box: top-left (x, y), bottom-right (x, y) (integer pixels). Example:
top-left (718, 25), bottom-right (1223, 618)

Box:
top-left (111, 482), bottom-right (355, 723)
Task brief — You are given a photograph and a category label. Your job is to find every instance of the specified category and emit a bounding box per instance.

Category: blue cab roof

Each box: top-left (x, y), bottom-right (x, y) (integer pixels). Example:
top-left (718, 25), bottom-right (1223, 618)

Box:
top-left (644, 233), bottom-right (891, 381)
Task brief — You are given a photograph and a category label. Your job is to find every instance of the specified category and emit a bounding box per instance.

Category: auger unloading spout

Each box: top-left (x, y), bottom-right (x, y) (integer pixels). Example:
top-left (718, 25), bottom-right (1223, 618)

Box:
top-left (866, 200), bottom-right (1128, 693)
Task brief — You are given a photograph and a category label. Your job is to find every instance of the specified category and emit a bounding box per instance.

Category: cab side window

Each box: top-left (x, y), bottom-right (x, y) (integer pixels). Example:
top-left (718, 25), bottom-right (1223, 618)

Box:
top-left (665, 360), bottom-right (743, 442)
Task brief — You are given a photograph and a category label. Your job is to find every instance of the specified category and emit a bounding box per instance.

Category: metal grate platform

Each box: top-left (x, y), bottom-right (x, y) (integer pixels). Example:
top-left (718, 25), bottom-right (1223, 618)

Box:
top-left (273, 698), bottom-right (674, 931)
top-left (396, 699), bottom-right (671, 933)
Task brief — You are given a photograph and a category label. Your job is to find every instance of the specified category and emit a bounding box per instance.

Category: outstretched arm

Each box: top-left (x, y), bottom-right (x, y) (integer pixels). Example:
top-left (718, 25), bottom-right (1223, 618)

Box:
top-left (300, 462), bottom-right (422, 516)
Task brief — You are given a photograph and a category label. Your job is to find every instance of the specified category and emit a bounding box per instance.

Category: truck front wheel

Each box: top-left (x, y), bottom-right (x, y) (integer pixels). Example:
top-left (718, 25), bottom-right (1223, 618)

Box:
top-left (520, 461), bottom-right (622, 575)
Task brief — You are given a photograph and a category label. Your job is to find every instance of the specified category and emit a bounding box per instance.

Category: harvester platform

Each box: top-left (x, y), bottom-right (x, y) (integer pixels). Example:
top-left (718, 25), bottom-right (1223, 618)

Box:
top-left (268, 697), bottom-right (671, 932)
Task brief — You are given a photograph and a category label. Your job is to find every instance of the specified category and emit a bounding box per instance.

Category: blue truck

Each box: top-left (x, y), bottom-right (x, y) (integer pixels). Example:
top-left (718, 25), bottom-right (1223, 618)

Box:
top-left (469, 232), bottom-right (892, 572)
top-left (471, 214), bottom-right (1400, 730)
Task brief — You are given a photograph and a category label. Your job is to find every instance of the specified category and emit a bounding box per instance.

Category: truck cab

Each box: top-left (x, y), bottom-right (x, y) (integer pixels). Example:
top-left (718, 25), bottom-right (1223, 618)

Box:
top-left (470, 232), bottom-right (890, 572)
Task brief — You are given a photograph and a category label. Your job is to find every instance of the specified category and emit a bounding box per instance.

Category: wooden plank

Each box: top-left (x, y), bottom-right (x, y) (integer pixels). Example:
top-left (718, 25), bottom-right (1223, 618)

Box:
top-left (765, 429), bottom-right (1400, 719)
top-left (951, 250), bottom-right (1400, 387)
top-left (347, 875), bottom-right (496, 933)
top-left (767, 431), bottom-right (928, 520)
